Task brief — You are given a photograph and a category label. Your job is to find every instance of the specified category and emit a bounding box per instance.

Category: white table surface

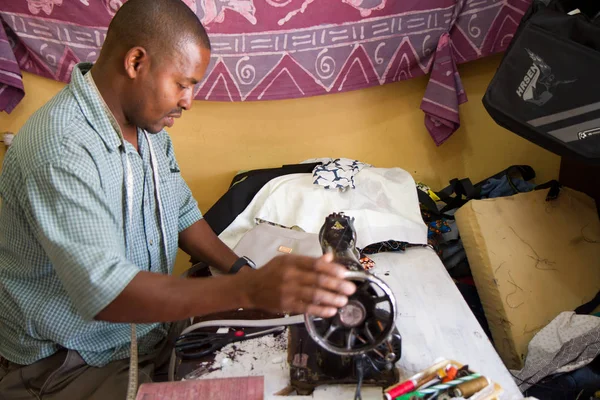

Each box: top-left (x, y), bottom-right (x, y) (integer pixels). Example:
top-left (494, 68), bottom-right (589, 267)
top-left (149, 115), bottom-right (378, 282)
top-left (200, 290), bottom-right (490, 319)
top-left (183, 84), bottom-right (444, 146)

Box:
top-left (193, 248), bottom-right (523, 400)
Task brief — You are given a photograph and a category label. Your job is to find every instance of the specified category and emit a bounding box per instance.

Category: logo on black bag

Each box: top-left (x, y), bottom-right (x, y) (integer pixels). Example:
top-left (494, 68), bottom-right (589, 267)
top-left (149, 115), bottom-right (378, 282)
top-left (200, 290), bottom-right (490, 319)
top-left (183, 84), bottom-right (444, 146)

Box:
top-left (578, 127), bottom-right (600, 140)
top-left (516, 49), bottom-right (575, 106)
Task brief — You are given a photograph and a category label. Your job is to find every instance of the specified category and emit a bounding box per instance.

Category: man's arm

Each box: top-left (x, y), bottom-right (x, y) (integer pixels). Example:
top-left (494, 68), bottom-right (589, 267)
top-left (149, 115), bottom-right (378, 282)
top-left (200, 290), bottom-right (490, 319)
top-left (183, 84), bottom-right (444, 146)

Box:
top-left (25, 152), bottom-right (355, 324)
top-left (178, 218), bottom-right (240, 274)
top-left (95, 253), bottom-right (356, 322)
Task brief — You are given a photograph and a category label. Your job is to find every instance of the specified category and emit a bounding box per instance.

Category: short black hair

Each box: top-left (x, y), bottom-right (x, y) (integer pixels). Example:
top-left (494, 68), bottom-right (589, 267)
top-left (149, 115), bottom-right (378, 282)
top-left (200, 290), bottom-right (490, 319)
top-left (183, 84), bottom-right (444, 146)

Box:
top-left (104, 0), bottom-right (211, 59)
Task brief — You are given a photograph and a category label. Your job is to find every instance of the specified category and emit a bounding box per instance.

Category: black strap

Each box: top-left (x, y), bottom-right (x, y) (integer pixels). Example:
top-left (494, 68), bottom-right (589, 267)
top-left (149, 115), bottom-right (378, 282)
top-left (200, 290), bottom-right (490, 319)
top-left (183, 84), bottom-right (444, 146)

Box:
top-left (575, 290), bottom-right (600, 315)
top-left (535, 180), bottom-right (562, 201)
top-left (438, 178), bottom-right (476, 213)
top-left (417, 189), bottom-right (456, 219)
top-left (418, 165), bottom-right (536, 218)
top-left (420, 178), bottom-right (475, 216)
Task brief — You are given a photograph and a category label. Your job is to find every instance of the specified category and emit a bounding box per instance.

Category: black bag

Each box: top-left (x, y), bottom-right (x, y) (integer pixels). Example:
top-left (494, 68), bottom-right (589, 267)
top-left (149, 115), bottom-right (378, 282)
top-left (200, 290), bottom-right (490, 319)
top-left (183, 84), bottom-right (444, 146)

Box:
top-left (483, 0), bottom-right (600, 164)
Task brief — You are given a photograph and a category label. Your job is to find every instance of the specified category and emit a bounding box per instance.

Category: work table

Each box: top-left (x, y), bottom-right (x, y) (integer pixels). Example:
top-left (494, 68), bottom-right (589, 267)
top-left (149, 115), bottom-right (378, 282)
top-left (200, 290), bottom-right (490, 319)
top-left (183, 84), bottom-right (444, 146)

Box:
top-left (180, 249), bottom-right (523, 399)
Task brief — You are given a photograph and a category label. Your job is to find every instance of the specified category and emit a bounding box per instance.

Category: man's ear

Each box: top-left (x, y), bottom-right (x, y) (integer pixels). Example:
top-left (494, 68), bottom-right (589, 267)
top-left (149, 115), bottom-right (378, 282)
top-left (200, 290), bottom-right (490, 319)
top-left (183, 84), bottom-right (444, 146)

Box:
top-left (124, 46), bottom-right (148, 79)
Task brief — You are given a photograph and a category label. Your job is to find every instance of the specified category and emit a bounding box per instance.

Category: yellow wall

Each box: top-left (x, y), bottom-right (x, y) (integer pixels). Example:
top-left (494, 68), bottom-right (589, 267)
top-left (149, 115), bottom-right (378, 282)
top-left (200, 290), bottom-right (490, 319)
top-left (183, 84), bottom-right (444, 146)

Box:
top-left (0, 53), bottom-right (560, 274)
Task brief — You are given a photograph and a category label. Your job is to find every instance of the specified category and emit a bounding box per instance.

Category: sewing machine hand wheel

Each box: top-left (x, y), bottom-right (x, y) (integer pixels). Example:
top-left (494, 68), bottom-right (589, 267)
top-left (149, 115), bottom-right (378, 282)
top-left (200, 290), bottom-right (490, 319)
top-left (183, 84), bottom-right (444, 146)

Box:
top-left (304, 271), bottom-right (397, 356)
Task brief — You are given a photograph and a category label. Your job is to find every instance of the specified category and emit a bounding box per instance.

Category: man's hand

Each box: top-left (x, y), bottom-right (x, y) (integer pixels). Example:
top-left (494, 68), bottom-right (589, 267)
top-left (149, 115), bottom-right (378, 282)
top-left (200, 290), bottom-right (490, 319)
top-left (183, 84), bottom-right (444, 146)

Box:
top-left (95, 253), bottom-right (354, 324)
top-left (241, 253), bottom-right (356, 318)
top-left (179, 219), bottom-right (240, 274)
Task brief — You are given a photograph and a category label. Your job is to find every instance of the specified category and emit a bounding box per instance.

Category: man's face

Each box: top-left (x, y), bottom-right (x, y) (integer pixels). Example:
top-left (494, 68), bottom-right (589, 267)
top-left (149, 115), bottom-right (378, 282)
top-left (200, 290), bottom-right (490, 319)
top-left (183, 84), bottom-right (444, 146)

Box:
top-left (125, 41), bottom-right (210, 133)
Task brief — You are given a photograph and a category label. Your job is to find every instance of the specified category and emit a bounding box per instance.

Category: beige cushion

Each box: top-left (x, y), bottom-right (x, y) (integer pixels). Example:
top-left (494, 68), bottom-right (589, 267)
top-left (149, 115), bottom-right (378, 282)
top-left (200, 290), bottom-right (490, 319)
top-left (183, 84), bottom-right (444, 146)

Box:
top-left (455, 188), bottom-right (600, 369)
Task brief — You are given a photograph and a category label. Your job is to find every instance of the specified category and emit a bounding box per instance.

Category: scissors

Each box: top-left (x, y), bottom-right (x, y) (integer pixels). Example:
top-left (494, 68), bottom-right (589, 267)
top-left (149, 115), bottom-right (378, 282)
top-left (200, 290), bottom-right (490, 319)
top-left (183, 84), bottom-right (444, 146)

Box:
top-left (174, 326), bottom-right (285, 360)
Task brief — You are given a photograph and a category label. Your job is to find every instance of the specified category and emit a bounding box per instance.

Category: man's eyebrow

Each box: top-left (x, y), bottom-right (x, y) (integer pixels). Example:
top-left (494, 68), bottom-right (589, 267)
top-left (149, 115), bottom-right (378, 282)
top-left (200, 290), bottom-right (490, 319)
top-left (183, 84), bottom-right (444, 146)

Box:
top-left (188, 77), bottom-right (199, 85)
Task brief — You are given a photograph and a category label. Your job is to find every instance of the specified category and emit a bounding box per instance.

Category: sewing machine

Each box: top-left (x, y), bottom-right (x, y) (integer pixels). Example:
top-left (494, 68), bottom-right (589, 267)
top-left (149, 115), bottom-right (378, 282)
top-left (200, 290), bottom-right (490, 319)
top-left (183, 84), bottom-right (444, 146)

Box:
top-left (288, 213), bottom-right (402, 396)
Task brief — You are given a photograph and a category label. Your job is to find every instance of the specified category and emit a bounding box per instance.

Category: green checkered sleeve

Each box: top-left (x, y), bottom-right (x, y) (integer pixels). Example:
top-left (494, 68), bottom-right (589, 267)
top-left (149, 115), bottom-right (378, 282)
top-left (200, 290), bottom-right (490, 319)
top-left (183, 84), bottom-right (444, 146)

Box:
top-left (163, 134), bottom-right (202, 232)
top-left (177, 176), bottom-right (202, 232)
top-left (24, 154), bottom-right (140, 321)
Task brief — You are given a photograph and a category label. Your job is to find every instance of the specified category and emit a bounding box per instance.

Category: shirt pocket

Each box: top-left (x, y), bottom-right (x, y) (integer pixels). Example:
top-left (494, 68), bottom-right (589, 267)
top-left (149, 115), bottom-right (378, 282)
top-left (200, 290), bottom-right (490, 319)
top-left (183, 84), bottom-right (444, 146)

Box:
top-left (157, 162), bottom-right (182, 265)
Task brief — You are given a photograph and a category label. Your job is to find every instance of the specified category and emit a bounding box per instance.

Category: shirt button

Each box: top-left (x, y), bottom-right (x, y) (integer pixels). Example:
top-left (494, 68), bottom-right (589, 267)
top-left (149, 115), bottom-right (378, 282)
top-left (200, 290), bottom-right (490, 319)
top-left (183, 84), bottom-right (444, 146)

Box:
top-left (149, 239), bottom-right (153, 246)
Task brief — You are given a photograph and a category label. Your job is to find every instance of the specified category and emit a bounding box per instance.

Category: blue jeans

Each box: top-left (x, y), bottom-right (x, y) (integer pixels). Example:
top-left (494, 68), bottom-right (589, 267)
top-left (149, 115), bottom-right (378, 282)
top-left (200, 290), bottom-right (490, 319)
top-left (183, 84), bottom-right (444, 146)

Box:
top-left (524, 356), bottom-right (600, 399)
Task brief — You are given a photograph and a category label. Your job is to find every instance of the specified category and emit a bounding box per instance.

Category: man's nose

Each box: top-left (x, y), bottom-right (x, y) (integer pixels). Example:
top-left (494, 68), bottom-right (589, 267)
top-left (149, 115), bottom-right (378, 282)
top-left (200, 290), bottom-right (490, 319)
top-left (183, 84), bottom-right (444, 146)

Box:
top-left (178, 89), bottom-right (193, 111)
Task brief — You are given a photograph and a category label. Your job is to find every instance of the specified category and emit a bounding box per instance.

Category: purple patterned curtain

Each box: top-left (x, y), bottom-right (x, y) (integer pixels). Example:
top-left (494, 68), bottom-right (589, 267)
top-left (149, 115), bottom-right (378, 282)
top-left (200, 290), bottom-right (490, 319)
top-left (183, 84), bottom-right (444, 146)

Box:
top-left (0, 0), bottom-right (530, 144)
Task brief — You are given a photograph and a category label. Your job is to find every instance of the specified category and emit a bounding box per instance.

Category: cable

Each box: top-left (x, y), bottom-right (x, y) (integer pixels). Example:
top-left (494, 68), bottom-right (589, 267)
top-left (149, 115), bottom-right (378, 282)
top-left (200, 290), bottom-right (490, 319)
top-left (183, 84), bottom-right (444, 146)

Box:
top-left (354, 356), bottom-right (365, 400)
top-left (168, 315), bottom-right (307, 381)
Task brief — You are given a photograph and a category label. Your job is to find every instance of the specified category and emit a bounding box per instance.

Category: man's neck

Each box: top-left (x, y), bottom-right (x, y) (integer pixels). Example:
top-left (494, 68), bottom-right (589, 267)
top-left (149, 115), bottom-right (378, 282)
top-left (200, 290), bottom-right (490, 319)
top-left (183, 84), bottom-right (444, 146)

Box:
top-left (121, 128), bottom-right (139, 152)
top-left (89, 65), bottom-right (139, 150)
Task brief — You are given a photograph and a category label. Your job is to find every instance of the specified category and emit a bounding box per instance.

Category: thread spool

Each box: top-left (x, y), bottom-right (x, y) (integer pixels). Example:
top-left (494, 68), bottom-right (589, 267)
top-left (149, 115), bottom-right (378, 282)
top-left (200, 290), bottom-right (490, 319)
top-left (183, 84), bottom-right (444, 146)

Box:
top-left (443, 365), bottom-right (458, 383)
top-left (450, 376), bottom-right (490, 398)
top-left (385, 380), bottom-right (416, 399)
top-left (417, 373), bottom-right (481, 395)
top-left (394, 393), bottom-right (424, 400)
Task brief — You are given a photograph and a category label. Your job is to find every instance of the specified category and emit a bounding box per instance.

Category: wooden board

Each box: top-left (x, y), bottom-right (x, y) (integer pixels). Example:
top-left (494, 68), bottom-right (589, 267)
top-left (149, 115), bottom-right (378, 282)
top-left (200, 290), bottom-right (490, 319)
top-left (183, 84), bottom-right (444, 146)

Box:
top-left (135, 376), bottom-right (264, 400)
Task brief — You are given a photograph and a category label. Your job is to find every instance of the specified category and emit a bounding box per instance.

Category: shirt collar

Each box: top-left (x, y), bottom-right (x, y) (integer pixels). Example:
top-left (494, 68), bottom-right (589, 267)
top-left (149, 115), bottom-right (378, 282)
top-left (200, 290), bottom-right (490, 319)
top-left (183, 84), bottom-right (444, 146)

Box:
top-left (69, 62), bottom-right (123, 152)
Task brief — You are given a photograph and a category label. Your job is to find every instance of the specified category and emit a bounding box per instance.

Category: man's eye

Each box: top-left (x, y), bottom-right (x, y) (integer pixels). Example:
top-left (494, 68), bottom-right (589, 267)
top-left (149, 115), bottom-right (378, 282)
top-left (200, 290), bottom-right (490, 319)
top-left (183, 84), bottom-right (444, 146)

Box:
top-left (178, 83), bottom-right (188, 90)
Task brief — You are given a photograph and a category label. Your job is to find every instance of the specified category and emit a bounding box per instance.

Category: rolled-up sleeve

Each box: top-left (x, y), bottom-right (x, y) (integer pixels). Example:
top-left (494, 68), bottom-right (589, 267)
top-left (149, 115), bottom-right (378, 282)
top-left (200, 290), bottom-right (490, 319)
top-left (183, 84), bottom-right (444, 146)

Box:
top-left (24, 158), bottom-right (139, 321)
top-left (162, 133), bottom-right (202, 232)
top-left (177, 176), bottom-right (202, 232)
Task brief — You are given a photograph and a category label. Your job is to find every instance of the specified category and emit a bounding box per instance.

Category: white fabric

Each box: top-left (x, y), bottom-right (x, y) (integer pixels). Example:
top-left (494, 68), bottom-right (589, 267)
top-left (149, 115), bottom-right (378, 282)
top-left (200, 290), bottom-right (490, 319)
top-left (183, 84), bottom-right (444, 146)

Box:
top-left (219, 167), bottom-right (427, 249)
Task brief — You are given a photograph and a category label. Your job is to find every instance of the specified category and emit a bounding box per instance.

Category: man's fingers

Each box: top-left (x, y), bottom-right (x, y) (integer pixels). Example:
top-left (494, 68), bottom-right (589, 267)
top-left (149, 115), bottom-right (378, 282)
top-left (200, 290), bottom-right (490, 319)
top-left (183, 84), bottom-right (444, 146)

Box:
top-left (278, 254), bottom-right (347, 278)
top-left (304, 304), bottom-right (338, 318)
top-left (284, 298), bottom-right (339, 318)
top-left (279, 285), bottom-right (347, 316)
top-left (293, 270), bottom-right (356, 296)
top-left (296, 287), bottom-right (348, 309)
top-left (314, 254), bottom-right (351, 278)
top-left (312, 253), bottom-right (349, 278)
top-left (321, 252), bottom-right (334, 263)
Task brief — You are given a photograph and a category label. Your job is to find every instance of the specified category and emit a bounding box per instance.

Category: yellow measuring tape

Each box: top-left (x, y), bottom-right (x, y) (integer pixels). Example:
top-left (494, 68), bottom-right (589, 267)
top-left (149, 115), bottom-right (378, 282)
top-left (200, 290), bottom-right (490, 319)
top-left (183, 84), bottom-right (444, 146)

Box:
top-left (126, 324), bottom-right (138, 400)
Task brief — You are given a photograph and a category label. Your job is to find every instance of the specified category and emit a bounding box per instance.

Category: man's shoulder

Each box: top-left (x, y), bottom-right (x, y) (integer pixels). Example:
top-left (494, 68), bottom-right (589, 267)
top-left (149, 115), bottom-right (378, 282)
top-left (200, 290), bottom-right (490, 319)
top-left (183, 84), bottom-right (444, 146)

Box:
top-left (13, 87), bottom-right (100, 172)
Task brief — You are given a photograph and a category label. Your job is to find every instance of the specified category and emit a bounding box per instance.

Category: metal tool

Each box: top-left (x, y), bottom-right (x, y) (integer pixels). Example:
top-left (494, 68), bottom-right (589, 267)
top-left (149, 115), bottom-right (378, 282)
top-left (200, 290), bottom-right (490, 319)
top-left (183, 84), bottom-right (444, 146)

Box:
top-left (174, 326), bottom-right (285, 359)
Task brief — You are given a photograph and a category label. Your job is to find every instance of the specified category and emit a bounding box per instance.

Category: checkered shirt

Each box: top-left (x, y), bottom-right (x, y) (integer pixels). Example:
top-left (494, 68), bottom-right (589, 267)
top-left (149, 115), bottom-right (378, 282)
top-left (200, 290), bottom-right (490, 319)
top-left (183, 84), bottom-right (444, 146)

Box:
top-left (0, 63), bottom-right (202, 367)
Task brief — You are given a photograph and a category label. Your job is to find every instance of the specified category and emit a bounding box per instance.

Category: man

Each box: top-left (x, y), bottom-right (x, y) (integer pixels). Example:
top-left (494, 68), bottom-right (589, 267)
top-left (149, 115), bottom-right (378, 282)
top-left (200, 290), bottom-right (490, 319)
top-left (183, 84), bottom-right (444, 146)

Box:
top-left (0, 0), bottom-right (355, 398)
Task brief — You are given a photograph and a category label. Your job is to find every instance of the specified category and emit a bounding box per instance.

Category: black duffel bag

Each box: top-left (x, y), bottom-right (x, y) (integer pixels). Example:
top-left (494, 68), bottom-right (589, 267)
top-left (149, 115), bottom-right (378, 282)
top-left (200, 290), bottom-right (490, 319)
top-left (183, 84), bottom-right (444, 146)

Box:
top-left (483, 0), bottom-right (600, 164)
